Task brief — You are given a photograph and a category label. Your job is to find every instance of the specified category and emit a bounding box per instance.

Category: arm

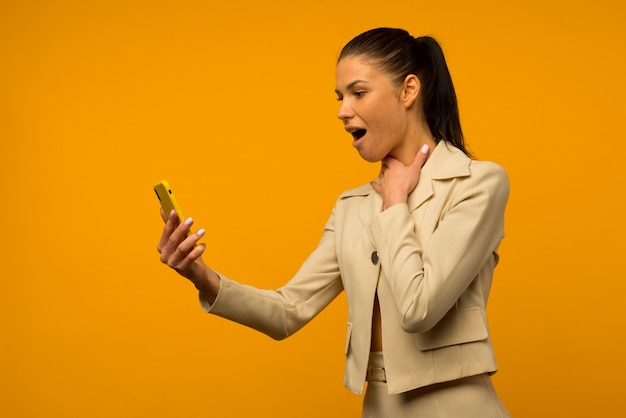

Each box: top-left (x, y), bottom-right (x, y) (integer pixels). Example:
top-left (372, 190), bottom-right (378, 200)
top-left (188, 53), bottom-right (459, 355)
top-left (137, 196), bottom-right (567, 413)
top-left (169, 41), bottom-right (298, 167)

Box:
top-left (370, 163), bottom-right (509, 333)
top-left (157, 208), bottom-right (343, 340)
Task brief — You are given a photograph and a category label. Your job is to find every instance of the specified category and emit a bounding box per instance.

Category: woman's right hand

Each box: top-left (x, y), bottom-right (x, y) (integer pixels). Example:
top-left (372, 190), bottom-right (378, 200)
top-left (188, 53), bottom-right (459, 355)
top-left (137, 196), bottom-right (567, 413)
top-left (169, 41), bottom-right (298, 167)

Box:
top-left (157, 209), bottom-right (220, 303)
top-left (371, 144), bottom-right (430, 210)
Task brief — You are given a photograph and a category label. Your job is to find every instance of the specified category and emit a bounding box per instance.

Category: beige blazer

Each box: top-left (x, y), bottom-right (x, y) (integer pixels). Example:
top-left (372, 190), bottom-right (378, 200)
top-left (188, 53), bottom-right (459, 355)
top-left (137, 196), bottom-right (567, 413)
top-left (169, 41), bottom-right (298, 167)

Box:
top-left (204, 140), bottom-right (509, 395)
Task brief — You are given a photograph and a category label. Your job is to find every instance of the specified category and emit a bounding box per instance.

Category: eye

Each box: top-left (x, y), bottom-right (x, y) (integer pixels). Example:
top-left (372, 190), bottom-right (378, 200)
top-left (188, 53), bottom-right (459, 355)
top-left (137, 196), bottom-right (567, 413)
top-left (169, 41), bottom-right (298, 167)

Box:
top-left (354, 91), bottom-right (366, 98)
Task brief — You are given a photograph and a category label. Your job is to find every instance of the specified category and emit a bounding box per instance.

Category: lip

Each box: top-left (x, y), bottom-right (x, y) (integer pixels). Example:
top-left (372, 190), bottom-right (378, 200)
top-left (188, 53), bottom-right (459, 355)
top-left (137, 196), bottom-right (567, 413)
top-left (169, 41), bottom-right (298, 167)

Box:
top-left (345, 126), bottom-right (366, 148)
top-left (352, 134), bottom-right (365, 149)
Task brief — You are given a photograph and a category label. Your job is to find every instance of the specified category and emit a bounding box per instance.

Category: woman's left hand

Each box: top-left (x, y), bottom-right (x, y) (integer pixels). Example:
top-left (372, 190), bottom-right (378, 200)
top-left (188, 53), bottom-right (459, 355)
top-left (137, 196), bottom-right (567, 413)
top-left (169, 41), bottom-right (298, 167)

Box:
top-left (371, 144), bottom-right (430, 210)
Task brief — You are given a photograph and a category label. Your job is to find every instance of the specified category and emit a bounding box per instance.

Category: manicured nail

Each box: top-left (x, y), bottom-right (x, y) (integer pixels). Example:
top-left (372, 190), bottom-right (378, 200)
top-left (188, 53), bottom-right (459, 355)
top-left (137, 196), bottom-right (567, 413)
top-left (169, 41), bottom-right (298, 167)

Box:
top-left (170, 209), bottom-right (176, 218)
top-left (197, 228), bottom-right (205, 237)
top-left (421, 144), bottom-right (429, 154)
top-left (184, 217), bottom-right (193, 226)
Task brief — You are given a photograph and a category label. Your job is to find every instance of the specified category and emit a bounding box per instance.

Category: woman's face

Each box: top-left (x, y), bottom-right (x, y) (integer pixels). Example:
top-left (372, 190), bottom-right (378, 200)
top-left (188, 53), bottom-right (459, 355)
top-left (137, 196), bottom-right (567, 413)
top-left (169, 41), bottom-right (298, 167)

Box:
top-left (335, 56), bottom-right (413, 163)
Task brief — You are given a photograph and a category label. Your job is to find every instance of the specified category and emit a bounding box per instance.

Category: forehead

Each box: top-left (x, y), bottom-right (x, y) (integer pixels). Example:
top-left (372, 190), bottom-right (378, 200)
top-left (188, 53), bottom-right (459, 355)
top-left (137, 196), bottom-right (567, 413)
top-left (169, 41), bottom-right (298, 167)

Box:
top-left (335, 56), bottom-right (387, 89)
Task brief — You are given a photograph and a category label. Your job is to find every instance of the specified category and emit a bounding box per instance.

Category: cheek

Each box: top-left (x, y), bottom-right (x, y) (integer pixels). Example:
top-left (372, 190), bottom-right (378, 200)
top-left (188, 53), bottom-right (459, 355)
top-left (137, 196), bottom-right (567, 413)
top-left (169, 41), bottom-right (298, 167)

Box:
top-left (368, 107), bottom-right (390, 129)
top-left (371, 108), bottom-right (403, 138)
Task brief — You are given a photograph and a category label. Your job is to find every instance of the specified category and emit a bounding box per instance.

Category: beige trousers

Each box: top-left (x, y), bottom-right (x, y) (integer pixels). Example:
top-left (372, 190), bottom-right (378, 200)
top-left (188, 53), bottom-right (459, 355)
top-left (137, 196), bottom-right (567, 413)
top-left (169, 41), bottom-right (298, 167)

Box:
top-left (362, 352), bottom-right (510, 418)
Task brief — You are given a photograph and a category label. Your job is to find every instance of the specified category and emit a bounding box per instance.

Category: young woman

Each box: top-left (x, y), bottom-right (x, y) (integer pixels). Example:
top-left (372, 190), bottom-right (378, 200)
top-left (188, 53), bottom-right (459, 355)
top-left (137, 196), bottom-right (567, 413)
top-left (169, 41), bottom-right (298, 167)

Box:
top-left (157, 27), bottom-right (510, 417)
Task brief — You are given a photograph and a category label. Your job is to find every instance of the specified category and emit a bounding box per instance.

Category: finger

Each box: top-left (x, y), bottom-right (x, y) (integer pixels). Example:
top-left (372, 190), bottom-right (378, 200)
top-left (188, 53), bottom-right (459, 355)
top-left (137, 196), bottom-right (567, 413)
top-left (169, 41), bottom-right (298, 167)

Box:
top-left (157, 210), bottom-right (180, 254)
top-left (412, 144), bottom-right (430, 168)
top-left (174, 242), bottom-right (207, 273)
top-left (370, 180), bottom-right (382, 194)
top-left (167, 228), bottom-right (206, 269)
top-left (380, 155), bottom-right (399, 167)
top-left (165, 216), bottom-right (194, 253)
top-left (379, 156), bottom-right (396, 176)
top-left (158, 212), bottom-right (188, 257)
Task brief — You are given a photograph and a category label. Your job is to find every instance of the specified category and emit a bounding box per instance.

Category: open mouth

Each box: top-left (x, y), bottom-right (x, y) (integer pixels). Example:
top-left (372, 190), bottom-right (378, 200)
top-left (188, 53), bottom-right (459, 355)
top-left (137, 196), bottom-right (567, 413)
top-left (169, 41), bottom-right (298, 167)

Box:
top-left (352, 129), bottom-right (367, 140)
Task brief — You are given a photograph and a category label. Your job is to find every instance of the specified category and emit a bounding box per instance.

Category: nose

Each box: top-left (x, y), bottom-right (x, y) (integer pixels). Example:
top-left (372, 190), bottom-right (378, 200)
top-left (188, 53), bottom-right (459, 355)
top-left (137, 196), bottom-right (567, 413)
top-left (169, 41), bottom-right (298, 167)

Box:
top-left (337, 100), bottom-right (352, 122)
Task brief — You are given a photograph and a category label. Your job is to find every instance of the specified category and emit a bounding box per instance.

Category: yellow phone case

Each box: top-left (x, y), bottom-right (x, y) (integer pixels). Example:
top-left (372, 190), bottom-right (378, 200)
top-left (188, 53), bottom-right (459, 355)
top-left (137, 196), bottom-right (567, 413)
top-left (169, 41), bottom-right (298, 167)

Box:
top-left (153, 180), bottom-right (185, 221)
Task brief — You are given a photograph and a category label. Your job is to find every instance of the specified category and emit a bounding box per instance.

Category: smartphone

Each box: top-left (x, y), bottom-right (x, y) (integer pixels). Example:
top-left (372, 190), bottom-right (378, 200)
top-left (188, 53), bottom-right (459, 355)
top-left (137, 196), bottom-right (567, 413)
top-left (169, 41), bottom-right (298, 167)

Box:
top-left (153, 180), bottom-right (186, 223)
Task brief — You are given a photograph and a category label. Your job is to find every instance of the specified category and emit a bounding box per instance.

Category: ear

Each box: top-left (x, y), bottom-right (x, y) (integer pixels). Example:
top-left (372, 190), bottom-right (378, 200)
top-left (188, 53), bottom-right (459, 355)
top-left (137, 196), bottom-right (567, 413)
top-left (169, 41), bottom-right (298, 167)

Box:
top-left (401, 74), bottom-right (420, 108)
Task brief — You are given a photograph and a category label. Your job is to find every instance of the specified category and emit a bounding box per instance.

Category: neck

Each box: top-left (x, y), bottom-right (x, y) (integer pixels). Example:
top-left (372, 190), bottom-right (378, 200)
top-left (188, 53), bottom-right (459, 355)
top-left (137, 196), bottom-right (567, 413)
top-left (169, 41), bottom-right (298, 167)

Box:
top-left (392, 118), bottom-right (437, 166)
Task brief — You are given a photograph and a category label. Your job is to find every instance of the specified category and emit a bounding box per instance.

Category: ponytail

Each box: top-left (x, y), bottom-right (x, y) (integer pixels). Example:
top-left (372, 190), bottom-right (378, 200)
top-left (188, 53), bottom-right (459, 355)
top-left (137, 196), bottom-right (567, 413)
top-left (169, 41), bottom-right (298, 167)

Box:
top-left (413, 36), bottom-right (467, 155)
top-left (339, 28), bottom-right (470, 157)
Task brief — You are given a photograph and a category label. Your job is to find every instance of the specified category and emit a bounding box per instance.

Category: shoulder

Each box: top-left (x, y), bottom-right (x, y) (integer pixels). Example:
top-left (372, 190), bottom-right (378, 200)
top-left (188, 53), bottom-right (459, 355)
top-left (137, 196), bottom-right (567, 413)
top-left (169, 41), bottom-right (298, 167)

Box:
top-left (468, 159), bottom-right (509, 189)
top-left (469, 159), bottom-right (508, 179)
top-left (458, 159), bottom-right (510, 206)
top-left (338, 182), bottom-right (374, 200)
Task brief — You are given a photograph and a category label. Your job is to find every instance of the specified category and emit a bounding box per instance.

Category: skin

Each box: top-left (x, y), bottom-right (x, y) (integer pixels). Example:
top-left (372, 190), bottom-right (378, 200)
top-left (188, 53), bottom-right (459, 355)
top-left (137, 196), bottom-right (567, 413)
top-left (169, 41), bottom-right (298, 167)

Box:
top-left (157, 209), bottom-right (218, 303)
top-left (335, 56), bottom-right (435, 209)
top-left (157, 55), bottom-right (437, 310)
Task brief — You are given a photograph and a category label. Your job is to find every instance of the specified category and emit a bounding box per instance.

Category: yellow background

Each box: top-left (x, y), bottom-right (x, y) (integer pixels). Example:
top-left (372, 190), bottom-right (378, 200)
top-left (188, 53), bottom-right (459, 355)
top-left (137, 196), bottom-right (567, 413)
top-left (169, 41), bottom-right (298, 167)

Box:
top-left (1, 0), bottom-right (625, 416)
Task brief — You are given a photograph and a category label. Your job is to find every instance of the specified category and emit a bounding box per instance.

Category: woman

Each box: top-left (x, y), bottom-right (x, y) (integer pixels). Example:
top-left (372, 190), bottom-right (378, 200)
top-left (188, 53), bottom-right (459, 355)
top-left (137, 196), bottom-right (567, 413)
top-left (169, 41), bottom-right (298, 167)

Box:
top-left (157, 27), bottom-right (510, 417)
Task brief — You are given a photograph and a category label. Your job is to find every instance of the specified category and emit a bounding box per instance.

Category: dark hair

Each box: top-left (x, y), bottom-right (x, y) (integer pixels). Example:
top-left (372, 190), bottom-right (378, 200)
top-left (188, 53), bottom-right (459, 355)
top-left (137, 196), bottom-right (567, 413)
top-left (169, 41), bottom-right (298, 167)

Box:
top-left (339, 28), bottom-right (470, 157)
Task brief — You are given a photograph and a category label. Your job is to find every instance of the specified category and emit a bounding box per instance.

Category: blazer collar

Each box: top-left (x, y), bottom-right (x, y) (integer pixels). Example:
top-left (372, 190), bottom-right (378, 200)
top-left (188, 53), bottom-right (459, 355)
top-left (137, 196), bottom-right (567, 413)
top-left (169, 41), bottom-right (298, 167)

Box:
top-left (341, 141), bottom-right (471, 240)
top-left (407, 140), bottom-right (471, 211)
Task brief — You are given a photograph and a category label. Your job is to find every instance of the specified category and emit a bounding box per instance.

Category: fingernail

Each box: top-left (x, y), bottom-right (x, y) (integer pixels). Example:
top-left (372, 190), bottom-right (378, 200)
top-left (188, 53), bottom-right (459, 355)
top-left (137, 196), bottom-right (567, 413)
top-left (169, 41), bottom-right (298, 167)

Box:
top-left (421, 144), bottom-right (429, 154)
top-left (184, 217), bottom-right (193, 226)
top-left (197, 228), bottom-right (205, 237)
top-left (170, 209), bottom-right (176, 218)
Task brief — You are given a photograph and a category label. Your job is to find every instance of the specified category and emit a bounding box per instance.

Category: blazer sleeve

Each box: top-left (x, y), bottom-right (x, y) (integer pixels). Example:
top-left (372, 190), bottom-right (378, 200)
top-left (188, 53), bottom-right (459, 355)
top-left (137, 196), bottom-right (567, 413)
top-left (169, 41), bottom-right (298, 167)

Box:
top-left (200, 209), bottom-right (344, 340)
top-left (369, 162), bottom-right (509, 333)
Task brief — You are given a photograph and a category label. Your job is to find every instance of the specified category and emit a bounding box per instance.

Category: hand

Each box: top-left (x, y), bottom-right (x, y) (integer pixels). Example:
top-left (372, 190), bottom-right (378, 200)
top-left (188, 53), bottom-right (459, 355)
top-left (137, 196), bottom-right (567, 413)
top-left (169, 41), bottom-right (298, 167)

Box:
top-left (370, 144), bottom-right (430, 210)
top-left (157, 209), bottom-right (220, 302)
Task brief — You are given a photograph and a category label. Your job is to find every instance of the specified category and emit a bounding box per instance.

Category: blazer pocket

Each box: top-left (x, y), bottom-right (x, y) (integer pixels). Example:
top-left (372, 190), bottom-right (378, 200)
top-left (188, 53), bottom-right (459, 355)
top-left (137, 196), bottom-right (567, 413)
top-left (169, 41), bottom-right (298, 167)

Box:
top-left (415, 307), bottom-right (488, 351)
top-left (344, 321), bottom-right (353, 355)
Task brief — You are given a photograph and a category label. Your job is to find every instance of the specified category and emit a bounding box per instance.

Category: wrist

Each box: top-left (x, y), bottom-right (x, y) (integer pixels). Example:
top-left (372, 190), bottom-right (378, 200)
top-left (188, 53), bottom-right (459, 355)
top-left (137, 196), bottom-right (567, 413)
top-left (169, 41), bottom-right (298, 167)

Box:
top-left (195, 268), bottom-right (220, 304)
top-left (384, 195), bottom-right (408, 210)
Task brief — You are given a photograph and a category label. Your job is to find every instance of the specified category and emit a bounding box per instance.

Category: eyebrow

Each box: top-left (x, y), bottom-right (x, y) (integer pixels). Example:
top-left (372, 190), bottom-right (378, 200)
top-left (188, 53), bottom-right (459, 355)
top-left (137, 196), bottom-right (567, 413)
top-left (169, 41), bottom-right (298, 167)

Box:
top-left (334, 79), bottom-right (367, 94)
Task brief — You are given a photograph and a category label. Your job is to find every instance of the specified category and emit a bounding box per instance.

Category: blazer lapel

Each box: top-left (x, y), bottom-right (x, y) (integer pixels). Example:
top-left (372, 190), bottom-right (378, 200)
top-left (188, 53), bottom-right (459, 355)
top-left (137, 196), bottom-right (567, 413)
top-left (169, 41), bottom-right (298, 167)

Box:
top-left (357, 187), bottom-right (383, 246)
top-left (408, 165), bottom-right (434, 212)
top-left (408, 141), bottom-right (471, 212)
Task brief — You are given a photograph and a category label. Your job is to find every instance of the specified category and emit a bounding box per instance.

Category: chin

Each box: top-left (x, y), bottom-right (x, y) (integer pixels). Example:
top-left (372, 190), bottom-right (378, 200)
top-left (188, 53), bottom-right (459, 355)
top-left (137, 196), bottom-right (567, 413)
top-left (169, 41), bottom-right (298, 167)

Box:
top-left (357, 152), bottom-right (379, 163)
top-left (357, 149), bottom-right (385, 163)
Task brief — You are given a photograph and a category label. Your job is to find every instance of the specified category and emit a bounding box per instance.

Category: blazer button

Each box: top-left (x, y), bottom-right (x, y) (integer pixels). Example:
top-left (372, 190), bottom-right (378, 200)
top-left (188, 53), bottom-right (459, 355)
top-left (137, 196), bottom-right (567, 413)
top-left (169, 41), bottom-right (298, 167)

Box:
top-left (371, 251), bottom-right (379, 265)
